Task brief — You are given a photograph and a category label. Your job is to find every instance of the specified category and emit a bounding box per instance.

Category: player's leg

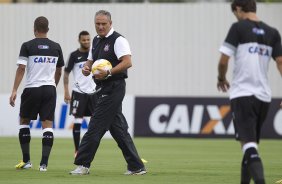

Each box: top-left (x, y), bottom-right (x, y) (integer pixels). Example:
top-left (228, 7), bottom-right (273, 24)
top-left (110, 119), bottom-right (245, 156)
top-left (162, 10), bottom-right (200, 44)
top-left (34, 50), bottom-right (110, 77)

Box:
top-left (73, 117), bottom-right (83, 154)
top-left (242, 99), bottom-right (269, 184)
top-left (71, 82), bottom-right (115, 174)
top-left (71, 116), bottom-right (106, 173)
top-left (241, 142), bottom-right (265, 184)
top-left (72, 94), bottom-right (97, 157)
top-left (70, 91), bottom-right (88, 155)
top-left (231, 96), bottom-right (269, 184)
top-left (38, 86), bottom-right (56, 171)
top-left (240, 151), bottom-right (251, 184)
top-left (108, 80), bottom-right (145, 174)
top-left (242, 98), bottom-right (269, 184)
top-left (16, 88), bottom-right (40, 169)
top-left (109, 109), bottom-right (146, 174)
top-left (40, 120), bottom-right (54, 171)
top-left (72, 94), bottom-right (97, 156)
top-left (15, 118), bottom-right (32, 169)
top-left (73, 93), bottom-right (111, 169)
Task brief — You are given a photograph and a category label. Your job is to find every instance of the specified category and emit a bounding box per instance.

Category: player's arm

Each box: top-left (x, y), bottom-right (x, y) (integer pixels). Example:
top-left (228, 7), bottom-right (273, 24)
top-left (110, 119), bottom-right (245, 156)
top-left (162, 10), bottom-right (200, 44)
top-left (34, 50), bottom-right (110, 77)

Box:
top-left (9, 64), bottom-right (26, 107)
top-left (113, 36), bottom-right (133, 74)
top-left (276, 56), bottom-right (282, 76)
top-left (82, 43), bottom-right (94, 76)
top-left (63, 71), bottom-right (71, 103)
top-left (217, 54), bottom-right (230, 92)
top-left (217, 23), bottom-right (238, 93)
top-left (55, 67), bottom-right (62, 86)
top-left (55, 44), bottom-right (65, 86)
top-left (64, 53), bottom-right (75, 103)
top-left (272, 30), bottom-right (282, 108)
top-left (112, 55), bottom-right (132, 75)
top-left (275, 56), bottom-right (282, 108)
top-left (82, 60), bottom-right (94, 76)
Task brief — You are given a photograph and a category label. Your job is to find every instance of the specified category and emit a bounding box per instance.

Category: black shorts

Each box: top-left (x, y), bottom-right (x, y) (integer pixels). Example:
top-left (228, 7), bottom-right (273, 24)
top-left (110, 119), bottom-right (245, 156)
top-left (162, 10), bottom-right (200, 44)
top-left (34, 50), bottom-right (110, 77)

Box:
top-left (231, 96), bottom-right (270, 143)
top-left (20, 85), bottom-right (56, 121)
top-left (69, 91), bottom-right (97, 117)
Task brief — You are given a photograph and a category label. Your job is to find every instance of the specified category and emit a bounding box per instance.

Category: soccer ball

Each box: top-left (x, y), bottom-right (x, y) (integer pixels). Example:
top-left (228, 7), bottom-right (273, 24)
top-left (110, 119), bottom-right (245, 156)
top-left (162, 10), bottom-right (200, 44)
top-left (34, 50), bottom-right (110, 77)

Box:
top-left (91, 59), bottom-right (112, 75)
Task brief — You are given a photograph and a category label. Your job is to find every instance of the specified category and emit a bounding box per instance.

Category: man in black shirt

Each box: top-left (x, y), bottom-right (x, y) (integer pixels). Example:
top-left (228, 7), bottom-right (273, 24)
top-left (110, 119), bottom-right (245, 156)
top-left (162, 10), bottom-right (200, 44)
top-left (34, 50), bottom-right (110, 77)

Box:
top-left (217, 0), bottom-right (282, 183)
top-left (9, 16), bottom-right (64, 172)
top-left (70, 10), bottom-right (146, 175)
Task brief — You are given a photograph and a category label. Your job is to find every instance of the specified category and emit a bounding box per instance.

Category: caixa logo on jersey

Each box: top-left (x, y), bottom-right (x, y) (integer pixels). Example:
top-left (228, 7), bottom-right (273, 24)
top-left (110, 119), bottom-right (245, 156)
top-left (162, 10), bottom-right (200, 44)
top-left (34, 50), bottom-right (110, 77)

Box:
top-left (248, 45), bottom-right (270, 56)
top-left (134, 97), bottom-right (282, 138)
top-left (33, 56), bottom-right (57, 63)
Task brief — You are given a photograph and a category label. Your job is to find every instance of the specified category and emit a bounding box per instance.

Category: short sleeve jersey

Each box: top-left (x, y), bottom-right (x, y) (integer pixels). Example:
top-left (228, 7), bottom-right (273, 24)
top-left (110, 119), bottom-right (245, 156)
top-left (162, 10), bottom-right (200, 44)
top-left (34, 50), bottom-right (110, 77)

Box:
top-left (17, 38), bottom-right (65, 88)
top-left (219, 19), bottom-right (282, 102)
top-left (64, 49), bottom-right (96, 93)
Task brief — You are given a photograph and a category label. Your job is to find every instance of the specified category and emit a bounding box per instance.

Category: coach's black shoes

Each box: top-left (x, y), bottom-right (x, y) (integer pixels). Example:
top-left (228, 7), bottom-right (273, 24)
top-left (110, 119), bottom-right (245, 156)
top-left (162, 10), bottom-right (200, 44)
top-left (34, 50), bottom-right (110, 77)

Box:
top-left (124, 167), bottom-right (147, 175)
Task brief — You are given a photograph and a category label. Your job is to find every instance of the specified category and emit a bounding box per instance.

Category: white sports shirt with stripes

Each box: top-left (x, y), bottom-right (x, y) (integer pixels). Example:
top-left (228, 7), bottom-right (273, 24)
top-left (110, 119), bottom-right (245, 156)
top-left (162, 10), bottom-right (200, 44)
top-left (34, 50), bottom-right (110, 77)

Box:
top-left (219, 19), bottom-right (282, 102)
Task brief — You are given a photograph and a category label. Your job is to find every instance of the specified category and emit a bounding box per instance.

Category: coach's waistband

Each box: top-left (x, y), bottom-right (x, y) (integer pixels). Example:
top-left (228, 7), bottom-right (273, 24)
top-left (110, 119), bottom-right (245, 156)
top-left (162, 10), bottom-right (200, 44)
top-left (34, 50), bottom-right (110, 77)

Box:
top-left (94, 77), bottom-right (125, 86)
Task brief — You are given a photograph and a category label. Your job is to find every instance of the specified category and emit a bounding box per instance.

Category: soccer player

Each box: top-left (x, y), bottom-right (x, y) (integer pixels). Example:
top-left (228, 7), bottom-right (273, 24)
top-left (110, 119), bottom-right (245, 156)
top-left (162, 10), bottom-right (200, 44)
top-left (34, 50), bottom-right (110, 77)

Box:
top-left (217, 0), bottom-right (282, 183)
top-left (69, 10), bottom-right (146, 175)
top-left (63, 31), bottom-right (97, 156)
top-left (9, 16), bottom-right (64, 172)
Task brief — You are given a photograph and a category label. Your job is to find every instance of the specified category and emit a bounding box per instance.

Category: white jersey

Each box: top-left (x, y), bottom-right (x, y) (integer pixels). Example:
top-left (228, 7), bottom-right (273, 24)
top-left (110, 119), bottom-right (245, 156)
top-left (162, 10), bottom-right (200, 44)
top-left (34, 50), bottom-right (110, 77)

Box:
top-left (219, 19), bottom-right (282, 102)
top-left (64, 49), bottom-right (96, 93)
top-left (17, 38), bottom-right (64, 88)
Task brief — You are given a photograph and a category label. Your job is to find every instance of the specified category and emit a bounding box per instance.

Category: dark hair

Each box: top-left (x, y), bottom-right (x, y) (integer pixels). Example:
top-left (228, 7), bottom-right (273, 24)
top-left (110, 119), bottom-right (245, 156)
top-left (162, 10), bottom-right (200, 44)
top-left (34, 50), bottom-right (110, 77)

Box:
top-left (34, 16), bottom-right (49, 33)
top-left (78, 30), bottom-right (90, 39)
top-left (95, 10), bottom-right (111, 21)
top-left (231, 0), bottom-right (256, 13)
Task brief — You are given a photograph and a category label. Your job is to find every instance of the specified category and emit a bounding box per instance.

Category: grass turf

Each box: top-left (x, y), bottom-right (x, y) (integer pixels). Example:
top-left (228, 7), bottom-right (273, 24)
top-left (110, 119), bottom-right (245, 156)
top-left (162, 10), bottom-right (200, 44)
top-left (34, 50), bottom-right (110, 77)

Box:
top-left (0, 137), bottom-right (281, 184)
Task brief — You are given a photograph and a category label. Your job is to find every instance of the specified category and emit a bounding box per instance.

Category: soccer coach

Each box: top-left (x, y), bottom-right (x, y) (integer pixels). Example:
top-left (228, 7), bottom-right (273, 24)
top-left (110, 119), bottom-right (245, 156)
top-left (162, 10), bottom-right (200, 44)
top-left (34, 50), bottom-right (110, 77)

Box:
top-left (70, 10), bottom-right (146, 175)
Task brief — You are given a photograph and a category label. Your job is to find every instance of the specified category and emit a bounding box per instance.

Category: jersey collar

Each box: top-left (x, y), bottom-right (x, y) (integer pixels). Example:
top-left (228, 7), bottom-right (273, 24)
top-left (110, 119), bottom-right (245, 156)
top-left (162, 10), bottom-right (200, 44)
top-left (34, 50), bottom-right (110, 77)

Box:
top-left (97, 27), bottom-right (114, 38)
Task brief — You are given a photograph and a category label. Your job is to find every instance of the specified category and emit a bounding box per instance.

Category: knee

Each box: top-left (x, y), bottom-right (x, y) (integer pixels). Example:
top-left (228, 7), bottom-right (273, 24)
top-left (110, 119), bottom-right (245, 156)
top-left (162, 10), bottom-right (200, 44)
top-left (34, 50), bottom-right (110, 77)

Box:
top-left (20, 118), bottom-right (30, 125)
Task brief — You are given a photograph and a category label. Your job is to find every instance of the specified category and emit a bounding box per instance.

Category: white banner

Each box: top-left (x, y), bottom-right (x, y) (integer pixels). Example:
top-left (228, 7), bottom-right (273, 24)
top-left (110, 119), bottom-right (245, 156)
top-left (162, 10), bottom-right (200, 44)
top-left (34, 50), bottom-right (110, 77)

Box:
top-left (0, 94), bottom-right (135, 138)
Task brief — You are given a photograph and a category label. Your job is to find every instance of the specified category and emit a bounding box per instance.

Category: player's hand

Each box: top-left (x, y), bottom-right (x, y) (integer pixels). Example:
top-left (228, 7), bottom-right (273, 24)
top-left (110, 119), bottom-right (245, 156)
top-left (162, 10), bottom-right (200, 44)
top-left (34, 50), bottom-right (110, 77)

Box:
top-left (94, 68), bottom-right (107, 80)
top-left (217, 79), bottom-right (230, 92)
top-left (82, 65), bottom-right (91, 76)
top-left (64, 92), bottom-right (71, 104)
top-left (9, 91), bottom-right (17, 107)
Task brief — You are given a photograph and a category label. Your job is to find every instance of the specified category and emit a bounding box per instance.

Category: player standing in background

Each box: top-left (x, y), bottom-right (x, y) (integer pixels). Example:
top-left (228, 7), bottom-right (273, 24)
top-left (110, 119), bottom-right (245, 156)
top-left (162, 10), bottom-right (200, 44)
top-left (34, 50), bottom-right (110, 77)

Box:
top-left (69, 10), bottom-right (146, 175)
top-left (9, 16), bottom-right (64, 172)
top-left (217, 0), bottom-right (282, 183)
top-left (63, 31), bottom-right (97, 157)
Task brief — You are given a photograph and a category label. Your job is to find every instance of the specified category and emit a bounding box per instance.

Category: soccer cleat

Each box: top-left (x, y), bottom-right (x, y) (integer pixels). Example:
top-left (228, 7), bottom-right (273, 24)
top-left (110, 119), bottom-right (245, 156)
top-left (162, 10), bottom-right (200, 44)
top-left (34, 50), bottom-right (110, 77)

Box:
top-left (39, 164), bottom-right (47, 172)
top-left (124, 167), bottom-right (147, 175)
top-left (69, 165), bottom-right (90, 175)
top-left (15, 160), bottom-right (32, 169)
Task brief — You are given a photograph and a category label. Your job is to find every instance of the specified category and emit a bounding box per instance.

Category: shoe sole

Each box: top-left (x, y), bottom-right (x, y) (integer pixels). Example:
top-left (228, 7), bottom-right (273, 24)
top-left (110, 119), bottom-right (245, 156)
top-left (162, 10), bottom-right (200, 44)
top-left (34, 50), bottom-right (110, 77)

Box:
top-left (69, 172), bottom-right (90, 175)
top-left (69, 170), bottom-right (90, 175)
top-left (124, 171), bottom-right (147, 175)
top-left (16, 165), bottom-right (32, 169)
top-left (134, 171), bottom-right (147, 175)
top-left (16, 167), bottom-right (32, 169)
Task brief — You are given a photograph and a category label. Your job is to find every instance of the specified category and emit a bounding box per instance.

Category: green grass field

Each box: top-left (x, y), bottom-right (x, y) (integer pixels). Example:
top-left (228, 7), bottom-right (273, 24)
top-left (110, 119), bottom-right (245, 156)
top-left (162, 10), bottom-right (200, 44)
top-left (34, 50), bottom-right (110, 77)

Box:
top-left (0, 137), bottom-right (281, 184)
